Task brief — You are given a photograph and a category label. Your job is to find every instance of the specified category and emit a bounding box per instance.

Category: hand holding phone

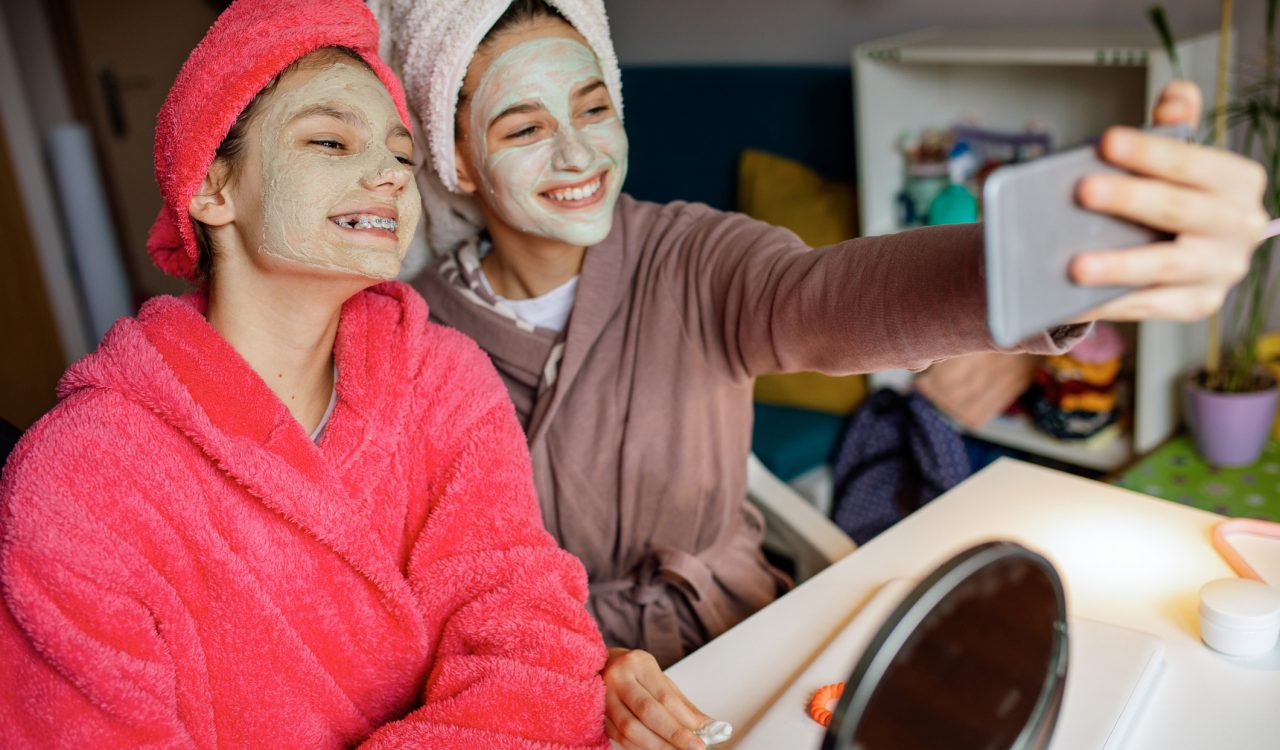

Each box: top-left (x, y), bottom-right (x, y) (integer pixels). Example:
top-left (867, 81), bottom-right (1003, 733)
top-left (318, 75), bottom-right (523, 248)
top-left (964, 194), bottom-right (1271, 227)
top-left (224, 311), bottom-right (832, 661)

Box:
top-left (982, 124), bottom-right (1189, 347)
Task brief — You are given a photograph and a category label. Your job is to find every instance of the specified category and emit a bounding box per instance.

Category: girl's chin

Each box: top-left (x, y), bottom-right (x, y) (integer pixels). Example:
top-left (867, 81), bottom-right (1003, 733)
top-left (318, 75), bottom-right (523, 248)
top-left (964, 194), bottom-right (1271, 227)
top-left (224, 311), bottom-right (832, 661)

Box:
top-left (527, 210), bottom-right (615, 241)
top-left (541, 229), bottom-right (611, 247)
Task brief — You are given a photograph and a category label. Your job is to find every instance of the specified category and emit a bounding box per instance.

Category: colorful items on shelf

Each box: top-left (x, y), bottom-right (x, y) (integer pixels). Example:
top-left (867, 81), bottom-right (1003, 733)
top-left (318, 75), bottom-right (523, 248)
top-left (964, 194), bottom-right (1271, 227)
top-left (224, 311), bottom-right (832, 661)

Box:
top-left (895, 123), bottom-right (1052, 228)
top-left (1027, 322), bottom-right (1125, 440)
top-left (926, 142), bottom-right (979, 226)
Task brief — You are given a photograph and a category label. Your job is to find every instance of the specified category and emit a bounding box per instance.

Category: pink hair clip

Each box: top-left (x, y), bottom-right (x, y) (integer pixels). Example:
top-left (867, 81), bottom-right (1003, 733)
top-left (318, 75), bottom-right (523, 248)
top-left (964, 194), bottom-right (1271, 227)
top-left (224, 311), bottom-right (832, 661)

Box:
top-left (1211, 518), bottom-right (1280, 582)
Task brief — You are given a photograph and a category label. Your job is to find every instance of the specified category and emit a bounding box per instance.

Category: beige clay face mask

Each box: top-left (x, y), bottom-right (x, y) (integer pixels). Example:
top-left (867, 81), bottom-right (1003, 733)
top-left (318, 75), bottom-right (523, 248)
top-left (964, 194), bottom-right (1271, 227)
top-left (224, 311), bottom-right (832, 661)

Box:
top-left (255, 62), bottom-right (421, 280)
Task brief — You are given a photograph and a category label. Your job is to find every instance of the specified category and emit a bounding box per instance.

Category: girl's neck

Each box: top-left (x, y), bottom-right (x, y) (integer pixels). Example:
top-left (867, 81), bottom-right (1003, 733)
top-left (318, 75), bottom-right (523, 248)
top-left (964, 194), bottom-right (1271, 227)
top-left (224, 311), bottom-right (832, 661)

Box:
top-left (481, 223), bottom-right (586, 300)
top-left (206, 269), bottom-right (349, 435)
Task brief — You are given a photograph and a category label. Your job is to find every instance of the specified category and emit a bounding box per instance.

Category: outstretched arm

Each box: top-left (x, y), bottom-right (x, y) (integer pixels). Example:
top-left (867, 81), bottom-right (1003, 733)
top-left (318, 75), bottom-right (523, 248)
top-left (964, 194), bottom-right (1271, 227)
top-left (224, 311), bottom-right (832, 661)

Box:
top-left (658, 208), bottom-right (1071, 381)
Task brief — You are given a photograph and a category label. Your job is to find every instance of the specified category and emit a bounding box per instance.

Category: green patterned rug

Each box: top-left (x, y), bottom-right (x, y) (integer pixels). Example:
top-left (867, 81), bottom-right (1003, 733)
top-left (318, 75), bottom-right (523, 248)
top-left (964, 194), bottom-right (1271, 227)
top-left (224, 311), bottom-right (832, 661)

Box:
top-left (1115, 435), bottom-right (1280, 521)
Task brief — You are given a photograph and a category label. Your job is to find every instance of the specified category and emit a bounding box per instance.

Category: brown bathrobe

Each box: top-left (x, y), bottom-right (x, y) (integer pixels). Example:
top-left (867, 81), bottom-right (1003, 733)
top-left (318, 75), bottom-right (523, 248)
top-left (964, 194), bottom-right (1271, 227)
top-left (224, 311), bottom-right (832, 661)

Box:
top-left (413, 195), bottom-right (1082, 667)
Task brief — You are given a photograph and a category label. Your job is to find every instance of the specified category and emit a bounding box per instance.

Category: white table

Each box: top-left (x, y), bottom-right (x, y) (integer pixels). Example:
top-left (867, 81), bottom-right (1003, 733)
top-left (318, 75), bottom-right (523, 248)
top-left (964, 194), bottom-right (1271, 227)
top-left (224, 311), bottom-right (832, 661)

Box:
top-left (667, 458), bottom-right (1280, 749)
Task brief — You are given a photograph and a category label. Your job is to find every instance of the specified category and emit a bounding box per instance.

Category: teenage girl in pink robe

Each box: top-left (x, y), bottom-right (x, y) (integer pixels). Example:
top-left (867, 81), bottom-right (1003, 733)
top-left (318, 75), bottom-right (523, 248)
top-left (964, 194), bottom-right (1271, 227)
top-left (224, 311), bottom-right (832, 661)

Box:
top-left (0, 1), bottom-right (609, 747)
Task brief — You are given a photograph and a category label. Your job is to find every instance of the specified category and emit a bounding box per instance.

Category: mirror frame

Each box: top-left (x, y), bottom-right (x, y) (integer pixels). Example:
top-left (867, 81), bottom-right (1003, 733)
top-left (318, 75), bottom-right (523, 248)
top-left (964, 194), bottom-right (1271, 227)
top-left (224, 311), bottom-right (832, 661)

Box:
top-left (821, 540), bottom-right (1069, 750)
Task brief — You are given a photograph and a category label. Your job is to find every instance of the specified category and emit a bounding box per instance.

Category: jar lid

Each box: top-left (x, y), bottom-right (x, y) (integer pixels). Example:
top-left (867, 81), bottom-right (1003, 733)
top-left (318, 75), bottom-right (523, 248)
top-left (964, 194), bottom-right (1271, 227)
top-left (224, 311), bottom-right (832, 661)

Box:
top-left (1198, 578), bottom-right (1280, 630)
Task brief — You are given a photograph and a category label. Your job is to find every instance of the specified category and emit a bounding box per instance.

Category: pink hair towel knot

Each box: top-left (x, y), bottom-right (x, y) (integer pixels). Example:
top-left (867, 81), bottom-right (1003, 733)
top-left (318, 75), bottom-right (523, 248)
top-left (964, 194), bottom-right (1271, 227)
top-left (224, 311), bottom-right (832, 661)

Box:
top-left (148, 0), bottom-right (411, 281)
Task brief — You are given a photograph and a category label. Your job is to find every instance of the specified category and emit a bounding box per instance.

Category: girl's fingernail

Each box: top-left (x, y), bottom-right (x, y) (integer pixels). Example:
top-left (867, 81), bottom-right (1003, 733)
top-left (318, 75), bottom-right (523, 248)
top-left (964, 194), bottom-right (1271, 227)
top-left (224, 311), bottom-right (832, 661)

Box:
top-left (1080, 177), bottom-right (1112, 207)
top-left (694, 719), bottom-right (733, 747)
top-left (1161, 101), bottom-right (1186, 119)
top-left (1106, 129), bottom-right (1136, 158)
top-left (1074, 256), bottom-right (1099, 281)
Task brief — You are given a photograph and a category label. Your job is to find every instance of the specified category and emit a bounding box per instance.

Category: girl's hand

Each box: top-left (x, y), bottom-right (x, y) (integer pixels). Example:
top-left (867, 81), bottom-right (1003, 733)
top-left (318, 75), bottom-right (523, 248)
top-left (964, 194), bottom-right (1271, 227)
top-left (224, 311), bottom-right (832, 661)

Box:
top-left (603, 647), bottom-right (711, 750)
top-left (1070, 80), bottom-right (1270, 322)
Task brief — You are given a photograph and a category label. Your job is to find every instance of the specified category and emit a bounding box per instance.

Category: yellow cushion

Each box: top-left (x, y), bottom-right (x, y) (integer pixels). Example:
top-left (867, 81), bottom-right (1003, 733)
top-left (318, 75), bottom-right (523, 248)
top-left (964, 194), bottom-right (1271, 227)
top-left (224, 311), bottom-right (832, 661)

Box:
top-left (736, 148), bottom-right (858, 247)
top-left (753, 371), bottom-right (868, 416)
top-left (737, 149), bottom-right (866, 415)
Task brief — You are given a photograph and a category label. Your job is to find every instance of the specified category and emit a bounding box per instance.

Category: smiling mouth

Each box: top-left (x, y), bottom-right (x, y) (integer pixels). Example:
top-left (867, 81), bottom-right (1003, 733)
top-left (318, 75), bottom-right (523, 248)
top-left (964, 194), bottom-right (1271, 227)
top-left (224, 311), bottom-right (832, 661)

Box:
top-left (331, 213), bottom-right (398, 233)
top-left (540, 172), bottom-right (606, 208)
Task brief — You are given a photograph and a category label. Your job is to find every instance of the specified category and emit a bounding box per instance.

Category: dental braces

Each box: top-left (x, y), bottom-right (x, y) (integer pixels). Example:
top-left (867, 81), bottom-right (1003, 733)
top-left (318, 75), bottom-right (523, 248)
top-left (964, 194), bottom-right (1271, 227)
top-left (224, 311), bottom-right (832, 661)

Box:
top-left (334, 215), bottom-right (397, 231)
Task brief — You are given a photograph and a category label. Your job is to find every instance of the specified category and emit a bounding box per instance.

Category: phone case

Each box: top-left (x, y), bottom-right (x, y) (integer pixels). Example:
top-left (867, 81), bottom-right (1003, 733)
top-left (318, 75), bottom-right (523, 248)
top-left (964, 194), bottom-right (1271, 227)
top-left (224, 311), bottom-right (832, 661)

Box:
top-left (982, 124), bottom-right (1188, 347)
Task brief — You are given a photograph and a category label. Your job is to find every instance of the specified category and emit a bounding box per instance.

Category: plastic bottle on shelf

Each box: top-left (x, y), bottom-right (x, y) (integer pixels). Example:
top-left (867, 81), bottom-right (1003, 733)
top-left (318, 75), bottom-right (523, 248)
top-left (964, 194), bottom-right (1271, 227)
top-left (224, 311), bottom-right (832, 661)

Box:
top-left (926, 142), bottom-right (979, 225)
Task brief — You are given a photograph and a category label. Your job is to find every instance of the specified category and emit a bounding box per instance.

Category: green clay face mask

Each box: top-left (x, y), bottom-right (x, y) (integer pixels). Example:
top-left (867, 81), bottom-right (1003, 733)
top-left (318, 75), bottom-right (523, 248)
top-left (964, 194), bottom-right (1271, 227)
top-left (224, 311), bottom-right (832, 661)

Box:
top-left (256, 63), bottom-right (421, 280)
top-left (467, 38), bottom-right (628, 246)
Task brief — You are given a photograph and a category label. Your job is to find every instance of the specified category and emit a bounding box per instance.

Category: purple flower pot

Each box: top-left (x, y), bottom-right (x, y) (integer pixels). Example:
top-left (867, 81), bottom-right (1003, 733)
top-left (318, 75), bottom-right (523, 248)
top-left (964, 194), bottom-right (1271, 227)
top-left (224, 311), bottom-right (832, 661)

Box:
top-left (1182, 371), bottom-right (1279, 468)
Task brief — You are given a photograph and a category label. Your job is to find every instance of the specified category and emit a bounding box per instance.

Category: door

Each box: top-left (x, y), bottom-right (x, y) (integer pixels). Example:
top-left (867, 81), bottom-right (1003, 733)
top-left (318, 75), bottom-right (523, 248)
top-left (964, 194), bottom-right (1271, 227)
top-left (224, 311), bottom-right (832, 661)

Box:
top-left (0, 124), bottom-right (68, 428)
top-left (57, 0), bottom-right (225, 297)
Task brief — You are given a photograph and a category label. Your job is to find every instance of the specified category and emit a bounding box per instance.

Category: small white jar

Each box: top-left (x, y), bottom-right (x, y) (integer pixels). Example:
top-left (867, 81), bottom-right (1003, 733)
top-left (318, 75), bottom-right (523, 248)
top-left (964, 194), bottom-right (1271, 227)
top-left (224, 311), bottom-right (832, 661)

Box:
top-left (1198, 578), bottom-right (1280, 657)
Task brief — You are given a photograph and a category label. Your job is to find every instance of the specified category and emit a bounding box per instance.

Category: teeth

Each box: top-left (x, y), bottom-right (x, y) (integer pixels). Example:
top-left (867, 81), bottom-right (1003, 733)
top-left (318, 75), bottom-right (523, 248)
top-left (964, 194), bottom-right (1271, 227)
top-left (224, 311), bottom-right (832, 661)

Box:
top-left (547, 177), bottom-right (602, 202)
top-left (333, 214), bottom-right (397, 232)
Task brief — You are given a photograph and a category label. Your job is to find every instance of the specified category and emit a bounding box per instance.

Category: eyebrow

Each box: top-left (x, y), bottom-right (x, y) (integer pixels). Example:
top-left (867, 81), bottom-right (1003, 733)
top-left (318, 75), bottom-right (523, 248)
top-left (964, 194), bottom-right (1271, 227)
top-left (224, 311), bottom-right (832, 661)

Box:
top-left (572, 80), bottom-right (606, 100)
top-left (488, 80), bottom-right (609, 129)
top-left (288, 104), bottom-right (365, 129)
top-left (290, 104), bottom-right (413, 143)
top-left (490, 101), bottom-right (547, 128)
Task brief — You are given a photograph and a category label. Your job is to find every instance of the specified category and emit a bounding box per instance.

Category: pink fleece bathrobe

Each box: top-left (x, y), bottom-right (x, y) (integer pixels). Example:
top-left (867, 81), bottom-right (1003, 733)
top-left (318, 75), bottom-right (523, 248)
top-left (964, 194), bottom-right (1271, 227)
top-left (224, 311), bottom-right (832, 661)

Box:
top-left (0, 282), bottom-right (608, 749)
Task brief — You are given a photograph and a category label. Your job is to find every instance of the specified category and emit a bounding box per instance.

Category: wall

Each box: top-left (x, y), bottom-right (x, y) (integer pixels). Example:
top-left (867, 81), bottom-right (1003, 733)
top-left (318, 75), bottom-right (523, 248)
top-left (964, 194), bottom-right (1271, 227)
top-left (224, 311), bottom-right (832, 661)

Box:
top-left (0, 2), bottom-right (91, 364)
top-left (606, 0), bottom-right (1243, 65)
top-left (0, 0), bottom-right (74, 129)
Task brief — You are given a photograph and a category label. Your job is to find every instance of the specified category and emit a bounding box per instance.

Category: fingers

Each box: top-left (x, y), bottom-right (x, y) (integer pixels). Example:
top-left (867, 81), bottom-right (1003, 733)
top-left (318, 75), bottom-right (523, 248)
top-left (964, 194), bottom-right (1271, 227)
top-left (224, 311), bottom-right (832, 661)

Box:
top-left (1095, 126), bottom-right (1269, 203)
top-left (1076, 283), bottom-right (1227, 324)
top-left (1151, 79), bottom-right (1203, 127)
top-left (1072, 240), bottom-right (1250, 290)
top-left (603, 649), bottom-right (709, 750)
top-left (1076, 172), bottom-right (1267, 243)
top-left (1059, 79), bottom-right (1268, 329)
top-left (606, 689), bottom-right (679, 750)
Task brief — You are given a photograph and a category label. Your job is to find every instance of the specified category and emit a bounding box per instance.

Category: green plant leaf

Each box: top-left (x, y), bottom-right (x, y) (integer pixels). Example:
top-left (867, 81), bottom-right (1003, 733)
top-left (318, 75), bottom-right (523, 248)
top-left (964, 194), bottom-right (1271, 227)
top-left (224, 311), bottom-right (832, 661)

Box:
top-left (1147, 5), bottom-right (1183, 78)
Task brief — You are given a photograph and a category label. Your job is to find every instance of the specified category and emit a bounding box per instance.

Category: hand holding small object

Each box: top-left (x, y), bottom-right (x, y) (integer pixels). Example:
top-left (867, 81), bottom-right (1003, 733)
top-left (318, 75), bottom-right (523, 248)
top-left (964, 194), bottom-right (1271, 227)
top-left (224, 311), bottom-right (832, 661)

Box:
top-left (603, 647), bottom-right (717, 750)
top-left (693, 719), bottom-right (733, 746)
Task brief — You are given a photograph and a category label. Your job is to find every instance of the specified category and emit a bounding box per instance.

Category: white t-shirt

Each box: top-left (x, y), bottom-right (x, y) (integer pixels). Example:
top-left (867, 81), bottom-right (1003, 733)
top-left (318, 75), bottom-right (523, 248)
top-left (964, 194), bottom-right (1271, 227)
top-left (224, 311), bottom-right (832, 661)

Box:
top-left (309, 367), bottom-right (339, 443)
top-left (477, 267), bottom-right (579, 333)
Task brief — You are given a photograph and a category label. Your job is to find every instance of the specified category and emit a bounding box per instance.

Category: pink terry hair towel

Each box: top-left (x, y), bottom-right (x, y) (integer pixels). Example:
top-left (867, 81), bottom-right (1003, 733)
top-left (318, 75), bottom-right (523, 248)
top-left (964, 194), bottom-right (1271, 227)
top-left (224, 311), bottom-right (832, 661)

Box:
top-left (146, 0), bottom-right (412, 281)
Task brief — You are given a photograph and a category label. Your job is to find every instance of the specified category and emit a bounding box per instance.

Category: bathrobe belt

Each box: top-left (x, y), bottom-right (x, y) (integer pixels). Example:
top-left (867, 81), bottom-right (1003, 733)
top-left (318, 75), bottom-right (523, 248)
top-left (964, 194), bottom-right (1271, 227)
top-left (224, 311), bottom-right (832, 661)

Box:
top-left (589, 542), bottom-right (733, 668)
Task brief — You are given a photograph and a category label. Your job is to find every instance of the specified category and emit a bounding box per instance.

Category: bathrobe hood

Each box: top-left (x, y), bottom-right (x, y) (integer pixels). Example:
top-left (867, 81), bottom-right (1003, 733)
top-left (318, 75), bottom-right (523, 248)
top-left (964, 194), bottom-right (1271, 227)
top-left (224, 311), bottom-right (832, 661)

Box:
top-left (60, 282), bottom-right (421, 454)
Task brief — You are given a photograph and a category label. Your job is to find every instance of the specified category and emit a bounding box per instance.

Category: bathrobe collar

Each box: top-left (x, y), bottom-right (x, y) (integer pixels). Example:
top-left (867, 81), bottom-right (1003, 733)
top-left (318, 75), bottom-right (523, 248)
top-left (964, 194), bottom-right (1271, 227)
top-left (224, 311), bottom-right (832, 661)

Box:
top-left (421, 202), bottom-right (634, 449)
top-left (58, 282), bottom-right (428, 622)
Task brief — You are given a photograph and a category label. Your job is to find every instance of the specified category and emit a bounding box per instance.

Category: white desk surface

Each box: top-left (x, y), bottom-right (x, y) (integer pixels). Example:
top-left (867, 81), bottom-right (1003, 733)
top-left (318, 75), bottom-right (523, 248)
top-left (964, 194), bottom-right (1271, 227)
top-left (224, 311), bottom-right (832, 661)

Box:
top-left (666, 458), bottom-right (1280, 750)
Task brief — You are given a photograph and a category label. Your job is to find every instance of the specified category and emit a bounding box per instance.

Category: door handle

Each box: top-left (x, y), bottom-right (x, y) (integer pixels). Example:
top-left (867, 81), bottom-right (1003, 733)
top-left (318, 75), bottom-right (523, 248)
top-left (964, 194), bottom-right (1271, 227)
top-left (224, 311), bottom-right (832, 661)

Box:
top-left (97, 66), bottom-right (126, 138)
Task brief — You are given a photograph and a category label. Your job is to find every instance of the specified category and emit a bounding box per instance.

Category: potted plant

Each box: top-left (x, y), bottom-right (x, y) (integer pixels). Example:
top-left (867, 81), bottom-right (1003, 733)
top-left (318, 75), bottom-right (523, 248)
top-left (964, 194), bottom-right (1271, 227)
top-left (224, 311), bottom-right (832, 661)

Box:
top-left (1150, 2), bottom-right (1280, 467)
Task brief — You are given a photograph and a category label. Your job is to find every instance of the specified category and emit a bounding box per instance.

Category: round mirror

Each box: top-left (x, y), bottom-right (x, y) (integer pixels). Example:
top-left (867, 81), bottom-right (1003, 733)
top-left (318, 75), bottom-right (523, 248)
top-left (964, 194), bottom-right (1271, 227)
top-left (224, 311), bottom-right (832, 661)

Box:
top-left (822, 541), bottom-right (1068, 750)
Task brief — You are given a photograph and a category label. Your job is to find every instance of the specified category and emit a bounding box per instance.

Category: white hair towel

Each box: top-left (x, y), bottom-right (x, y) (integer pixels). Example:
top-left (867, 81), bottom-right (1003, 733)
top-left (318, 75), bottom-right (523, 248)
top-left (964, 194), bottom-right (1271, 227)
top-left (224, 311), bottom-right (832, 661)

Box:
top-left (369, 0), bottom-right (624, 259)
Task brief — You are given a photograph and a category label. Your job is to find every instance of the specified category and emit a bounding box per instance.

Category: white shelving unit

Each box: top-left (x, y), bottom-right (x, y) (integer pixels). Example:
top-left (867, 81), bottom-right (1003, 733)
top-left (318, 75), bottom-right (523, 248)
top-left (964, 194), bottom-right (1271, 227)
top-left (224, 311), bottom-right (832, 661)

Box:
top-left (853, 28), bottom-right (1226, 472)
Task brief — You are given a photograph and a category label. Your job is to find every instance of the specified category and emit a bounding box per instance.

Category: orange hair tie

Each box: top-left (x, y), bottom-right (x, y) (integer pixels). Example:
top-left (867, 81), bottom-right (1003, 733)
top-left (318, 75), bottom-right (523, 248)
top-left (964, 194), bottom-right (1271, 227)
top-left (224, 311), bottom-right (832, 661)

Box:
top-left (808, 683), bottom-right (845, 727)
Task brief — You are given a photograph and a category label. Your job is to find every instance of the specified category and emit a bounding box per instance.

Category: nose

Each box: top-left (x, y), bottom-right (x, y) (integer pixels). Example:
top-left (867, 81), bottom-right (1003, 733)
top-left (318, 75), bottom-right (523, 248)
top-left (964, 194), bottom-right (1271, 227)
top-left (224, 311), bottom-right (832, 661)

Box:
top-left (550, 128), bottom-right (594, 172)
top-left (359, 150), bottom-right (411, 194)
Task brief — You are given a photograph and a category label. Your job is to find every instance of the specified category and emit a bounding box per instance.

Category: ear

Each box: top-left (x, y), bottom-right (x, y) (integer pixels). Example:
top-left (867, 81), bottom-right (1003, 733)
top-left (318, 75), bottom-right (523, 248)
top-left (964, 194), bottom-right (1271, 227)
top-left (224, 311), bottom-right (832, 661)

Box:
top-left (188, 160), bottom-right (236, 228)
top-left (454, 142), bottom-right (479, 195)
